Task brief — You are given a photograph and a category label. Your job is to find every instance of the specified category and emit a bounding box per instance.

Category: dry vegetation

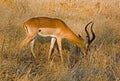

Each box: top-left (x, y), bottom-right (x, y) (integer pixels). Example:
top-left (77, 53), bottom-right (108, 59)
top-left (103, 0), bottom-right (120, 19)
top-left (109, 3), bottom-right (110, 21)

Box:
top-left (0, 0), bottom-right (120, 81)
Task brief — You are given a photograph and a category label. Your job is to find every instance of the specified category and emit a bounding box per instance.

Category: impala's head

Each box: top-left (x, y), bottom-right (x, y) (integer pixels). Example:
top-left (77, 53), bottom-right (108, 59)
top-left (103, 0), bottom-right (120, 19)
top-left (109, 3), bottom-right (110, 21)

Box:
top-left (79, 22), bottom-right (95, 54)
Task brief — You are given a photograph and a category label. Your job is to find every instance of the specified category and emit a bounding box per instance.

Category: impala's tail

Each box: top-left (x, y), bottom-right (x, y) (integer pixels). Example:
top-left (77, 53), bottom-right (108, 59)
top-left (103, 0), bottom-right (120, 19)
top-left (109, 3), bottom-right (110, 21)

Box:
top-left (85, 22), bottom-right (95, 49)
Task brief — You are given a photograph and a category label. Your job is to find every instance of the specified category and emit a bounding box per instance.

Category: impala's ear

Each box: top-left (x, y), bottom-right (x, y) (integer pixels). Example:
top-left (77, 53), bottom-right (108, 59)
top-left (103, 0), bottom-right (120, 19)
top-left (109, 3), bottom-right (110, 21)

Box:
top-left (85, 36), bottom-right (89, 48)
top-left (85, 36), bottom-right (89, 43)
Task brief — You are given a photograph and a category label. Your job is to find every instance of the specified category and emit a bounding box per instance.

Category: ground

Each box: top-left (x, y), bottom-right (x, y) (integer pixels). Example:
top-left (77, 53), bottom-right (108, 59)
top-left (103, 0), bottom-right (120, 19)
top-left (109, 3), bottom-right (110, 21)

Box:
top-left (0, 0), bottom-right (120, 81)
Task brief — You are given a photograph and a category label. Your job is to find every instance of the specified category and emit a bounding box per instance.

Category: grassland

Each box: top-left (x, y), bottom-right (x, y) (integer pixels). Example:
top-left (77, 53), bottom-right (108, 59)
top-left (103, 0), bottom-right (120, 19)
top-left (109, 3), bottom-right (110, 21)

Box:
top-left (0, 0), bottom-right (120, 81)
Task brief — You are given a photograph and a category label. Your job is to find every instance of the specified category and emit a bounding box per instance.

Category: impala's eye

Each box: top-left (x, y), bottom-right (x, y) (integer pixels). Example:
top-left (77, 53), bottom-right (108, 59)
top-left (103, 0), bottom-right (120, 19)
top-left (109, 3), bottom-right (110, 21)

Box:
top-left (78, 34), bottom-right (81, 38)
top-left (39, 30), bottom-right (41, 32)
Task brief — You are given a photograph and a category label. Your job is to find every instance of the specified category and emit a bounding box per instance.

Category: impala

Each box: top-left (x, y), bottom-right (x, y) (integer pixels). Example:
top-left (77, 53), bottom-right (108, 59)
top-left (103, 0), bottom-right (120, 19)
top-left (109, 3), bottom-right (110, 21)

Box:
top-left (20, 17), bottom-right (95, 63)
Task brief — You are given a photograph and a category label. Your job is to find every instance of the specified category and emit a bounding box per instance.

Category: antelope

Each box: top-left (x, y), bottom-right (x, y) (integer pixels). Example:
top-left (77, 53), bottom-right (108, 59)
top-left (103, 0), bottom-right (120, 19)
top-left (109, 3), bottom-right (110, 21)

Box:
top-left (20, 17), bottom-right (95, 63)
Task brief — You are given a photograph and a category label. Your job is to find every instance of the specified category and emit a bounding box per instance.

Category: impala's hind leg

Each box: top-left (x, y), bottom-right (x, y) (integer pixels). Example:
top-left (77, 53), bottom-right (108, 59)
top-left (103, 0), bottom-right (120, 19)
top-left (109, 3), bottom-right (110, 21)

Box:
top-left (20, 26), bottom-right (38, 49)
top-left (20, 34), bottom-right (36, 48)
top-left (30, 39), bottom-right (36, 58)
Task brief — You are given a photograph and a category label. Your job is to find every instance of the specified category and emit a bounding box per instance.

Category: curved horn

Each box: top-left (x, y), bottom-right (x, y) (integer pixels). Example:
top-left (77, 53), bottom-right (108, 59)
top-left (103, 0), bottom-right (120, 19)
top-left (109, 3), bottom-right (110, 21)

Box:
top-left (90, 22), bottom-right (95, 44)
top-left (85, 22), bottom-right (93, 43)
top-left (85, 22), bottom-right (95, 49)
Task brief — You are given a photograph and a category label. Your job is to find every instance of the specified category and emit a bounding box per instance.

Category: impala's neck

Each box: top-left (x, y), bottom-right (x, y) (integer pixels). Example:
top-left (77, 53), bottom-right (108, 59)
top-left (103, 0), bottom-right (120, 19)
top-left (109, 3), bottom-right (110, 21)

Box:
top-left (66, 34), bottom-right (87, 52)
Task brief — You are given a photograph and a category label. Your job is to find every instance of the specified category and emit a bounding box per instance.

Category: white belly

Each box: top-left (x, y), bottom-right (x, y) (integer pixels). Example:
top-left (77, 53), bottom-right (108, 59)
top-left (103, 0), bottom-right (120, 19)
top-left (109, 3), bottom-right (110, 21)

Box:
top-left (38, 28), bottom-right (60, 38)
top-left (38, 32), bottom-right (56, 37)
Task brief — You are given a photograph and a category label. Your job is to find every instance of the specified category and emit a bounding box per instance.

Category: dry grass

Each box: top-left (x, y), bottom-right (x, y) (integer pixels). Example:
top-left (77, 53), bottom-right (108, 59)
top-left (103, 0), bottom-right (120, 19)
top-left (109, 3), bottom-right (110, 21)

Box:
top-left (0, 0), bottom-right (120, 81)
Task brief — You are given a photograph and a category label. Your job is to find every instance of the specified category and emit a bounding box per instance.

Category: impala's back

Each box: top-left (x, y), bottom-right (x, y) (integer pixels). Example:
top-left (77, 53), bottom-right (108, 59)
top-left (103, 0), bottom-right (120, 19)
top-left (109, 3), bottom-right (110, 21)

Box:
top-left (24, 17), bottom-right (68, 29)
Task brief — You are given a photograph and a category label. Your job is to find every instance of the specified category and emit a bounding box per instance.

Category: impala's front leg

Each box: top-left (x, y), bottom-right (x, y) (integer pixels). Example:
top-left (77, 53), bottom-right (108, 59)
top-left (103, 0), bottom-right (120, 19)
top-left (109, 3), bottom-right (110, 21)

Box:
top-left (57, 38), bottom-right (63, 63)
top-left (48, 37), bottom-right (56, 61)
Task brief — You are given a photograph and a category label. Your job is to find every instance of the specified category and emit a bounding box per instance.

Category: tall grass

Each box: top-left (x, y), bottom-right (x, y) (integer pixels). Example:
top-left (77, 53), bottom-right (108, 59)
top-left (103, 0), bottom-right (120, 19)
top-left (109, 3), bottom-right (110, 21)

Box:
top-left (0, 0), bottom-right (120, 81)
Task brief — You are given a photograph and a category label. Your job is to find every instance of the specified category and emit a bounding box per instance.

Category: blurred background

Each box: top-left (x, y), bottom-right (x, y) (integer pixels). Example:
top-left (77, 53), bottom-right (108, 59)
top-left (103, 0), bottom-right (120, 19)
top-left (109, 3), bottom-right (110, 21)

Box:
top-left (0, 0), bottom-right (120, 81)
